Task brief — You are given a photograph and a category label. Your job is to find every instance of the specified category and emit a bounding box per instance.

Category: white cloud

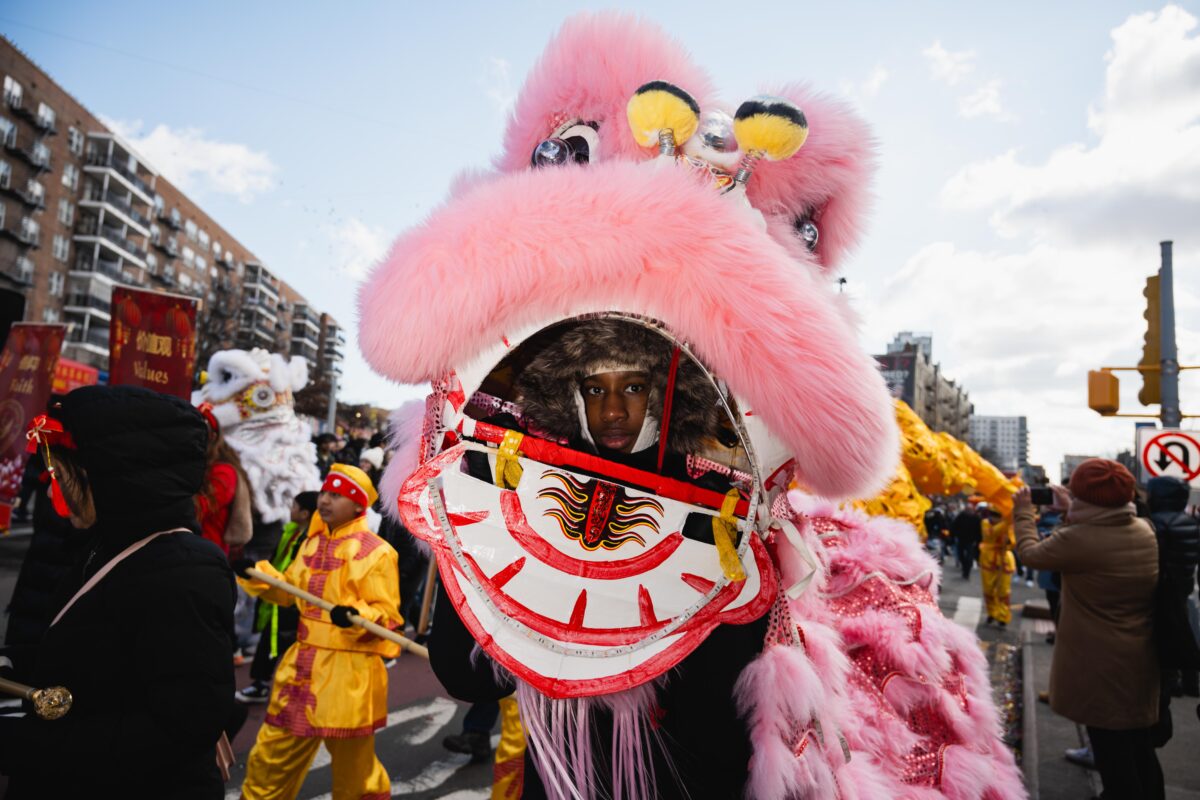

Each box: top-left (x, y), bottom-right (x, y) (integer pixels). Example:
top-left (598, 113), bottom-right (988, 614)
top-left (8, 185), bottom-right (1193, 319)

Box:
top-left (922, 40), bottom-right (975, 86)
top-left (880, 6), bottom-right (1200, 478)
top-left (101, 117), bottom-right (277, 203)
top-left (481, 57), bottom-right (516, 115)
top-left (941, 6), bottom-right (1200, 245)
top-left (324, 218), bottom-right (390, 279)
top-left (958, 79), bottom-right (1008, 120)
top-left (862, 65), bottom-right (890, 98)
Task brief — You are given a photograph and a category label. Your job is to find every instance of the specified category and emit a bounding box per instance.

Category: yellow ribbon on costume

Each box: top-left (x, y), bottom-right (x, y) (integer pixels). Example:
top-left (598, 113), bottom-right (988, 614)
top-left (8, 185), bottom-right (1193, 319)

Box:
top-left (712, 489), bottom-right (746, 582)
top-left (494, 430), bottom-right (525, 490)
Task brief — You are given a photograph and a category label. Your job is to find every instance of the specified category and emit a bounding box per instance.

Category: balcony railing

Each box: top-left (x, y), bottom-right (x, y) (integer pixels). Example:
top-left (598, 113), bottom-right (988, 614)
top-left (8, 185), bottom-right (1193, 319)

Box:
top-left (85, 151), bottom-right (154, 198)
top-left (73, 254), bottom-right (125, 282)
top-left (76, 217), bottom-right (147, 260)
top-left (4, 256), bottom-right (34, 285)
top-left (64, 293), bottom-right (112, 315)
top-left (82, 185), bottom-right (151, 228)
top-left (67, 325), bottom-right (110, 350)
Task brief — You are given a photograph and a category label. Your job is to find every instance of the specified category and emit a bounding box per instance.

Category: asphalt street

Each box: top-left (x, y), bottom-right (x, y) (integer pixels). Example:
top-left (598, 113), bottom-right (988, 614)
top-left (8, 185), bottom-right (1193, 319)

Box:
top-left (3, 530), bottom-right (1199, 799)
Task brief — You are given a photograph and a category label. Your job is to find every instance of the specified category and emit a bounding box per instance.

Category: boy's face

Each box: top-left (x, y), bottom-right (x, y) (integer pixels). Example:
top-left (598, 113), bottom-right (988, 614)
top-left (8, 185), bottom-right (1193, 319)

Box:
top-left (581, 371), bottom-right (650, 454)
top-left (289, 500), bottom-right (311, 525)
top-left (317, 491), bottom-right (363, 529)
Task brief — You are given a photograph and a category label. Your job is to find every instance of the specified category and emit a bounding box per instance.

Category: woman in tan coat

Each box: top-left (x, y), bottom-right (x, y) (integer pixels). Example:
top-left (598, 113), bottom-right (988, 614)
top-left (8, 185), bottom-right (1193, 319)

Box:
top-left (1014, 458), bottom-right (1161, 800)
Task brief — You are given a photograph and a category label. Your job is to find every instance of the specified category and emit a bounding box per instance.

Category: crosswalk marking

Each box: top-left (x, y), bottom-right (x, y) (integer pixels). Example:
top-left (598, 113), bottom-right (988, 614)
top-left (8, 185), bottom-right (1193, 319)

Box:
top-left (952, 596), bottom-right (983, 630)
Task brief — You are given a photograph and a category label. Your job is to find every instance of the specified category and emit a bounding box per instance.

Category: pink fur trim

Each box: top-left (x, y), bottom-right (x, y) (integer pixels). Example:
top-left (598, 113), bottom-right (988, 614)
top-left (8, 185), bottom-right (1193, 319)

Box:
top-left (380, 400), bottom-right (425, 522)
top-left (358, 162), bottom-right (896, 498)
top-left (495, 13), bottom-right (715, 174)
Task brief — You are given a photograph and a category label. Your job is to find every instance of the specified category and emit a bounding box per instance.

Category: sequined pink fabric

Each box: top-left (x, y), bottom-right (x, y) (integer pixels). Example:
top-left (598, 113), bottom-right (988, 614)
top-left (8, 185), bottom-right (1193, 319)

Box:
top-left (735, 496), bottom-right (1026, 800)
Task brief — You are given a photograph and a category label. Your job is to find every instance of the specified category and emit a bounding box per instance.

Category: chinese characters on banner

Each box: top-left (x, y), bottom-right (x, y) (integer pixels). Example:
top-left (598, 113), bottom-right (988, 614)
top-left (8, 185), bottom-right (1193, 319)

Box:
top-left (0, 323), bottom-right (66, 531)
top-left (52, 357), bottom-right (99, 394)
top-left (109, 286), bottom-right (199, 399)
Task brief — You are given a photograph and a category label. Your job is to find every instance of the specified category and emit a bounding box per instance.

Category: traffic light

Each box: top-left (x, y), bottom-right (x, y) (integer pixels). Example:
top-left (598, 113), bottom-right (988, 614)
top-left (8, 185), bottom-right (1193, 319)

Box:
top-left (1138, 274), bottom-right (1161, 406)
top-left (1088, 370), bottom-right (1119, 415)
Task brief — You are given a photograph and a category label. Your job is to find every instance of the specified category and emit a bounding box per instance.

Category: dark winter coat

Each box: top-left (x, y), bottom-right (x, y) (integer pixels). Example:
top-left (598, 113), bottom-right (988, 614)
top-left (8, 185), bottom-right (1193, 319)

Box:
top-left (0, 386), bottom-right (236, 799)
top-left (3, 479), bottom-right (85, 646)
top-left (1147, 476), bottom-right (1200, 599)
top-left (950, 509), bottom-right (982, 547)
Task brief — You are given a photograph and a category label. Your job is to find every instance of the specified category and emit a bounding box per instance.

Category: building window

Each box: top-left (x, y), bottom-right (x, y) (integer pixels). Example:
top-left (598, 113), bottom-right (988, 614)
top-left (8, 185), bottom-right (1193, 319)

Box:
top-left (2, 76), bottom-right (21, 109)
top-left (36, 102), bottom-right (55, 131)
top-left (48, 271), bottom-right (64, 296)
top-left (213, 241), bottom-right (222, 260)
top-left (146, 253), bottom-right (157, 275)
top-left (0, 116), bottom-right (14, 148)
top-left (51, 234), bottom-right (69, 263)
top-left (182, 245), bottom-right (195, 267)
top-left (198, 229), bottom-right (210, 251)
top-left (179, 273), bottom-right (192, 290)
top-left (57, 198), bottom-right (74, 226)
top-left (0, 202), bottom-right (5, 230)
top-left (62, 163), bottom-right (78, 191)
top-left (170, 207), bottom-right (180, 227)
top-left (42, 308), bottom-right (59, 323)
top-left (24, 179), bottom-right (44, 206)
top-left (184, 219), bottom-right (197, 241)
top-left (19, 216), bottom-right (39, 246)
top-left (67, 126), bottom-right (84, 156)
top-left (31, 141), bottom-right (50, 168)
top-left (195, 256), bottom-right (206, 273)
top-left (149, 223), bottom-right (160, 245)
top-left (153, 194), bottom-right (164, 214)
top-left (0, 160), bottom-right (9, 190)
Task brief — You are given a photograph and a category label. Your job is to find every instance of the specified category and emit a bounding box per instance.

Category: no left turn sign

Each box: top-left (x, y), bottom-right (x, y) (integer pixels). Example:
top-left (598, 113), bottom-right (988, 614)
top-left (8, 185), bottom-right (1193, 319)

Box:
top-left (1137, 428), bottom-right (1200, 486)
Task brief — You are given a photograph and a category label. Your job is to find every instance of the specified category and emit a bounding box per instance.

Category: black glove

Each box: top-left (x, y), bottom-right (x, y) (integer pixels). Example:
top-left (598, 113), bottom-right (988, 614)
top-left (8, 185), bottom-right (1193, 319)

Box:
top-left (232, 558), bottom-right (256, 579)
top-left (330, 605), bottom-right (359, 628)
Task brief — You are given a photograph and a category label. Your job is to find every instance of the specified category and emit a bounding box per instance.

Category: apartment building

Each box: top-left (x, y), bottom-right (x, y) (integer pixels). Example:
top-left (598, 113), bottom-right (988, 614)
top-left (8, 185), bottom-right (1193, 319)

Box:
top-left (969, 415), bottom-right (1029, 473)
top-left (874, 332), bottom-right (973, 440)
top-left (0, 37), bottom-right (344, 382)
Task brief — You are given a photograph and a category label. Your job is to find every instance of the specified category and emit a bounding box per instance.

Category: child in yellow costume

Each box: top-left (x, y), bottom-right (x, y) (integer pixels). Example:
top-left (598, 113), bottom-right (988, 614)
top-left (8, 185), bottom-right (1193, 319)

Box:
top-left (237, 464), bottom-right (403, 800)
top-left (978, 504), bottom-right (1016, 626)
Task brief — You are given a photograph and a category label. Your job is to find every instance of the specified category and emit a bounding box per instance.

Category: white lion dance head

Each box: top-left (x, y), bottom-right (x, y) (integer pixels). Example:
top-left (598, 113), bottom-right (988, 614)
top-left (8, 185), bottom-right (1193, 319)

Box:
top-left (192, 348), bottom-right (321, 523)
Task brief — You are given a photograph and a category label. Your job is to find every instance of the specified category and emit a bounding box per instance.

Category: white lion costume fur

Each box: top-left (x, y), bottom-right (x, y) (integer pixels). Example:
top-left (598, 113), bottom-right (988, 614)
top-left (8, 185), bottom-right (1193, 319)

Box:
top-left (192, 348), bottom-right (321, 523)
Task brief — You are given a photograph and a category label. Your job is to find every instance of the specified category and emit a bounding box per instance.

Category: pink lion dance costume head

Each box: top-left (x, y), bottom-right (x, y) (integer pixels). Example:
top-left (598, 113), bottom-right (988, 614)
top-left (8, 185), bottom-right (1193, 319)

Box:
top-left (360, 13), bottom-right (1025, 800)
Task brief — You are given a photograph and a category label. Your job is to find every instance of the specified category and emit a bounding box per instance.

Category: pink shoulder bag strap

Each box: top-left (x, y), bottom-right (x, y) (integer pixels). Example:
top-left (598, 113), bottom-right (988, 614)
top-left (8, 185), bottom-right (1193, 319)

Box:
top-left (50, 528), bottom-right (189, 628)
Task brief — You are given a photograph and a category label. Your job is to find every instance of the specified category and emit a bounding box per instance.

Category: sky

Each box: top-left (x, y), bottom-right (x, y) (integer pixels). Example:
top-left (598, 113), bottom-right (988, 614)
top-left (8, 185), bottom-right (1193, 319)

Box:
top-left (3, 1), bottom-right (1198, 481)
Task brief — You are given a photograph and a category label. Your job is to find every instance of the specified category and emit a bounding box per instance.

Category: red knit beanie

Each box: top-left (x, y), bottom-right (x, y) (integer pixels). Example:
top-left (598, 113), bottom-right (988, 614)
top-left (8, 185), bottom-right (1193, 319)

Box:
top-left (1068, 458), bottom-right (1135, 508)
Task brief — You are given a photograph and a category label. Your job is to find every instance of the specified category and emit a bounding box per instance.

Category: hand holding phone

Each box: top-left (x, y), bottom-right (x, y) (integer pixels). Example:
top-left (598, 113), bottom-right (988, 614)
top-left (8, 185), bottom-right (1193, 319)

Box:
top-left (1030, 487), bottom-right (1054, 506)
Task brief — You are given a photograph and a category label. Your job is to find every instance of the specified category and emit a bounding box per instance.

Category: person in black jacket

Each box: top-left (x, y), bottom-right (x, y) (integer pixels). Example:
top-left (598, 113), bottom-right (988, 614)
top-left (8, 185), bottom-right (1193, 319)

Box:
top-left (951, 505), bottom-right (983, 580)
top-left (1147, 475), bottom-right (1200, 696)
top-left (427, 319), bottom-right (767, 799)
top-left (0, 385), bottom-right (236, 799)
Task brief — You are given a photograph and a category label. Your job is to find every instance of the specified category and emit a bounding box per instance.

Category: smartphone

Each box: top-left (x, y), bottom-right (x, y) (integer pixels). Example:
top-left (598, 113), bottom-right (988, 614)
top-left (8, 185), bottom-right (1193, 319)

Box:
top-left (1030, 487), bottom-right (1054, 506)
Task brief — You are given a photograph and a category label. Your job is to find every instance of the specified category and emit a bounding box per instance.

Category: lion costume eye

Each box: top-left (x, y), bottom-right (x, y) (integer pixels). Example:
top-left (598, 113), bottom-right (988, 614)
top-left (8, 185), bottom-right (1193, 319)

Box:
top-left (250, 386), bottom-right (275, 409)
top-left (530, 120), bottom-right (600, 168)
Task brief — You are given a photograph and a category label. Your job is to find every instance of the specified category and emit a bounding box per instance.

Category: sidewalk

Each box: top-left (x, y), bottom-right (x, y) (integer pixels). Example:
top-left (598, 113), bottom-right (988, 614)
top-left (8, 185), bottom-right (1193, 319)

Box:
top-left (1023, 607), bottom-right (1200, 799)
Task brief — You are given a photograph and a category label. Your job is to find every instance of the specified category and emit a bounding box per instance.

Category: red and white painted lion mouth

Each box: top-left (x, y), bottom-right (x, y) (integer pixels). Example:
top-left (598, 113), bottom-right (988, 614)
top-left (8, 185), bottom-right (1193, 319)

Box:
top-left (399, 443), bottom-right (775, 698)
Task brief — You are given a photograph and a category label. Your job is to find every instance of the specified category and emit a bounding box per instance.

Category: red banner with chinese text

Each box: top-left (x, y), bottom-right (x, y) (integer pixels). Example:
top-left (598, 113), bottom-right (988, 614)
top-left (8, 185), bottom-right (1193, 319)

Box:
top-left (0, 323), bottom-right (66, 530)
top-left (108, 286), bottom-right (198, 400)
top-left (52, 357), bottom-right (99, 394)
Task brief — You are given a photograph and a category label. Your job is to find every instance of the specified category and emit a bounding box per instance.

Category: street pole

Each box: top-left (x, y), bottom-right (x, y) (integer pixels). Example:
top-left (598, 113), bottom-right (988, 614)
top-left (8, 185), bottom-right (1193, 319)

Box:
top-left (1159, 240), bottom-right (1181, 428)
top-left (325, 368), bottom-right (338, 434)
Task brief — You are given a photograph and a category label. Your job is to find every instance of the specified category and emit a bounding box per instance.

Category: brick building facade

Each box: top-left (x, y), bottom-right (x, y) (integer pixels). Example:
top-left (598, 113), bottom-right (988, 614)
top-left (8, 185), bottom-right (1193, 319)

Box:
top-left (0, 36), bottom-right (343, 383)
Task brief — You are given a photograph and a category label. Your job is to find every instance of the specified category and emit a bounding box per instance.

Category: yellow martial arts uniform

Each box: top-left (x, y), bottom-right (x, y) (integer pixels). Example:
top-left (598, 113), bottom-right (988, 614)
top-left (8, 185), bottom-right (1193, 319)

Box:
top-left (491, 695), bottom-right (526, 800)
top-left (978, 518), bottom-right (1015, 625)
top-left (238, 510), bottom-right (403, 800)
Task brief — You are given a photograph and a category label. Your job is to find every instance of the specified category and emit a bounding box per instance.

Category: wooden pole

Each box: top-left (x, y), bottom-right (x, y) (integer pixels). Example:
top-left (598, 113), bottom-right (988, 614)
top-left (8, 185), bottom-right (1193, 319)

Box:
top-left (416, 557), bottom-right (439, 636)
top-left (246, 567), bottom-right (429, 659)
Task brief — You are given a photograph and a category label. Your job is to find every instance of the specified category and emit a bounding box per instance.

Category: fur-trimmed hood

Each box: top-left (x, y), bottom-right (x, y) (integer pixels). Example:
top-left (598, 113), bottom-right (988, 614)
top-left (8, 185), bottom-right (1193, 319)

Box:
top-left (513, 318), bottom-right (724, 454)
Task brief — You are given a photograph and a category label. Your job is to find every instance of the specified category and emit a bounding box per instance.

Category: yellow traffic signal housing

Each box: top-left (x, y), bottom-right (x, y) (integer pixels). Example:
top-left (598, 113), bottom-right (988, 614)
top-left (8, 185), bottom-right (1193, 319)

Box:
top-left (1139, 274), bottom-right (1161, 405)
top-left (1088, 370), bottom-right (1120, 416)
